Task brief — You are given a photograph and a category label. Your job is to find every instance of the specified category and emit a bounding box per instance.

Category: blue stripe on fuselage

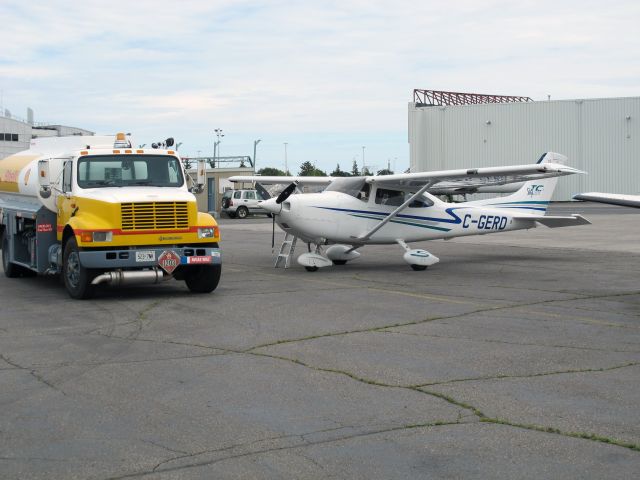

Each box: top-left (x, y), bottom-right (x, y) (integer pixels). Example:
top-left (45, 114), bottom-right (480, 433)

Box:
top-left (315, 206), bottom-right (463, 224)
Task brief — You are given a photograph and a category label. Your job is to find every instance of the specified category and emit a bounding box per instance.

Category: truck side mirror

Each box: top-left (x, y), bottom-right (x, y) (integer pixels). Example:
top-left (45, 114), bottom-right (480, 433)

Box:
top-left (38, 160), bottom-right (51, 199)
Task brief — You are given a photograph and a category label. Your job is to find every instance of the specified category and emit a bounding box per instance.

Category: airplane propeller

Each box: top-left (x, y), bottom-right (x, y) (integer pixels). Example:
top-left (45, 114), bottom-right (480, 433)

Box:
top-left (276, 181), bottom-right (299, 204)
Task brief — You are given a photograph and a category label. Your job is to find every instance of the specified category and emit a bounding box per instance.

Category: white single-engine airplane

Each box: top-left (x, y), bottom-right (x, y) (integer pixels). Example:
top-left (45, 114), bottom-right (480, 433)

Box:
top-left (230, 153), bottom-right (590, 271)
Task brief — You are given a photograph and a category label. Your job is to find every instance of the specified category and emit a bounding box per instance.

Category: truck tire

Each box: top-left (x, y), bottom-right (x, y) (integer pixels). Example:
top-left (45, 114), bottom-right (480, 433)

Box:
top-left (63, 237), bottom-right (96, 299)
top-left (1, 232), bottom-right (20, 278)
top-left (185, 264), bottom-right (221, 293)
top-left (236, 206), bottom-right (249, 219)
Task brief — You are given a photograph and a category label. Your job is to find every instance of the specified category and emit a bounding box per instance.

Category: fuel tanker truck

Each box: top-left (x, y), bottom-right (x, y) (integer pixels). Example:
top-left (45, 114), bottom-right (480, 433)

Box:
top-left (0, 133), bottom-right (221, 299)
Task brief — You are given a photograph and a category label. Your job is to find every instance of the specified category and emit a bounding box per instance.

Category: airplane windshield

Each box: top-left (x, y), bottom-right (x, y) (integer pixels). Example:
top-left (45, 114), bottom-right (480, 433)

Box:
top-left (77, 155), bottom-right (184, 188)
top-left (325, 177), bottom-right (369, 200)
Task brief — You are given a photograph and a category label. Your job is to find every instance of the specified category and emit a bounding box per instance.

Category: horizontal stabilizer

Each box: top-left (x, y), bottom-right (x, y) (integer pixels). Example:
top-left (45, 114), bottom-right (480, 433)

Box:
top-left (515, 214), bottom-right (591, 228)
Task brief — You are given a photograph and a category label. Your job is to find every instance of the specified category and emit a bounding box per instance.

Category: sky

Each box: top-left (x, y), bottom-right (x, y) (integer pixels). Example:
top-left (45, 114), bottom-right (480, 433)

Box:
top-left (1, 0), bottom-right (639, 174)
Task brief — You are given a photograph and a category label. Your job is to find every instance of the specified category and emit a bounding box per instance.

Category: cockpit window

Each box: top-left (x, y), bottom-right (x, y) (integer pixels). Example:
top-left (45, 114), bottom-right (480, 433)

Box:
top-left (375, 188), bottom-right (435, 208)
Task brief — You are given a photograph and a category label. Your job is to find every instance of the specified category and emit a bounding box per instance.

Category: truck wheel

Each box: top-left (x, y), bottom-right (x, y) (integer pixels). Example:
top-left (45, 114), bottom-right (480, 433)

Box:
top-left (63, 237), bottom-right (95, 299)
top-left (185, 264), bottom-right (221, 293)
top-left (236, 206), bottom-right (249, 219)
top-left (1, 233), bottom-right (20, 278)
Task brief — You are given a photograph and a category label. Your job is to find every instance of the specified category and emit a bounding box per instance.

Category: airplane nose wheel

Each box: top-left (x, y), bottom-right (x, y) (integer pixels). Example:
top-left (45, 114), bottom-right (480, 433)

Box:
top-left (305, 266), bottom-right (319, 272)
top-left (410, 264), bottom-right (427, 271)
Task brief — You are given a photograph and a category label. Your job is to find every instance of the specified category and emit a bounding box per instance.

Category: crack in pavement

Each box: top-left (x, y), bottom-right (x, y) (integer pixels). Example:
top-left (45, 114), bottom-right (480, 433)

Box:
top-left (244, 293), bottom-right (636, 353)
top-left (30, 351), bottom-right (232, 369)
top-left (378, 330), bottom-right (640, 354)
top-left (0, 353), bottom-right (66, 396)
top-left (414, 361), bottom-right (640, 387)
top-left (240, 350), bottom-right (640, 454)
top-left (104, 421), bottom-right (468, 479)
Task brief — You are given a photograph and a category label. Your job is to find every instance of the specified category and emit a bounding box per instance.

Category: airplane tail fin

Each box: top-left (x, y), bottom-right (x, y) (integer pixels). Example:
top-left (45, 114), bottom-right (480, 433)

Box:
top-left (471, 152), bottom-right (566, 214)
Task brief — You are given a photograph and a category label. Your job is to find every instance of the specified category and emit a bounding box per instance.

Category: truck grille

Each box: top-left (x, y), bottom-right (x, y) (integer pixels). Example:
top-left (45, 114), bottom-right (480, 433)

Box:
top-left (121, 202), bottom-right (189, 231)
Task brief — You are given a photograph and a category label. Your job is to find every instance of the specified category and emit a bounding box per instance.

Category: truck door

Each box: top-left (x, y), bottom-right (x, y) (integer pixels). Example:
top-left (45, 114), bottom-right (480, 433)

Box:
top-left (56, 159), bottom-right (75, 238)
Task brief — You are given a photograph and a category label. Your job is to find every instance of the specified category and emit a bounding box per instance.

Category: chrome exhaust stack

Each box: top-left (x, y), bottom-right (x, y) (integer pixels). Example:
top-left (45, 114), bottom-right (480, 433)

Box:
top-left (91, 269), bottom-right (169, 286)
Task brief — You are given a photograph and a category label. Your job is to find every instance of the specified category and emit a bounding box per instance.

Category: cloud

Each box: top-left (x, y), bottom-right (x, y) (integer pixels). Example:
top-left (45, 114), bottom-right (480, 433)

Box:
top-left (0, 0), bottom-right (639, 170)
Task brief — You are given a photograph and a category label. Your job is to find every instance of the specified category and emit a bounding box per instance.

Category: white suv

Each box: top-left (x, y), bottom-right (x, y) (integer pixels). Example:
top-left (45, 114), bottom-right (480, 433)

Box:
top-left (221, 189), bottom-right (270, 219)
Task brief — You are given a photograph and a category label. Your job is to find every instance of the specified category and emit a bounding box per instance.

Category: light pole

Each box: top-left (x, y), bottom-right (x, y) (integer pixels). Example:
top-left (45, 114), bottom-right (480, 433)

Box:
top-left (362, 146), bottom-right (366, 175)
top-left (284, 142), bottom-right (288, 175)
top-left (214, 128), bottom-right (224, 168)
top-left (253, 139), bottom-right (261, 170)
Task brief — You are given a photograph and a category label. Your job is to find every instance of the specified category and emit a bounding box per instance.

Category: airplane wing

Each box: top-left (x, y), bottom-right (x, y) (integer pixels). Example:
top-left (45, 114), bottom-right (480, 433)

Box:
top-left (573, 192), bottom-right (640, 208)
top-left (367, 163), bottom-right (584, 191)
top-left (228, 176), bottom-right (333, 185)
top-left (230, 163), bottom-right (582, 192)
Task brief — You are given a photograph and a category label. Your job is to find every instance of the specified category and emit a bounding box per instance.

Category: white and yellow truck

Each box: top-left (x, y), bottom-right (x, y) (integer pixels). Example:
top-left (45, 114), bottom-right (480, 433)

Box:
top-left (0, 133), bottom-right (221, 299)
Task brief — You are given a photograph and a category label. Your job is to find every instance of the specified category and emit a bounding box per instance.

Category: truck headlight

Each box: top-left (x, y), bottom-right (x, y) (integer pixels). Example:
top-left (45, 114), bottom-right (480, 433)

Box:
top-left (80, 231), bottom-right (113, 243)
top-left (198, 227), bottom-right (216, 239)
top-left (93, 231), bottom-right (113, 242)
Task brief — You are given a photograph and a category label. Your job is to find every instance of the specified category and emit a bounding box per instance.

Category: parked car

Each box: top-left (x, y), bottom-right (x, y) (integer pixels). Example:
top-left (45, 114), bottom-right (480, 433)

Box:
top-left (221, 189), bottom-right (271, 219)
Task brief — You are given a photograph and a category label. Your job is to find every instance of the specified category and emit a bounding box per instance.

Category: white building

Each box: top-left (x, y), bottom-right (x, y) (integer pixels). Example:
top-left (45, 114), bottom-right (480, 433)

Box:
top-left (1, 109), bottom-right (93, 159)
top-left (409, 91), bottom-right (640, 200)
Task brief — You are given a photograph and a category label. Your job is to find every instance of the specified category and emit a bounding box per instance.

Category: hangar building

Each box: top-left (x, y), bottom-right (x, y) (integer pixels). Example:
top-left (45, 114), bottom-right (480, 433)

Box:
top-left (408, 90), bottom-right (640, 200)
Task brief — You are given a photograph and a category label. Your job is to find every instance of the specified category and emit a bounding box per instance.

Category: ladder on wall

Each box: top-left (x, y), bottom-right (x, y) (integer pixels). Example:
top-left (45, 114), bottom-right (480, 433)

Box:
top-left (275, 233), bottom-right (298, 268)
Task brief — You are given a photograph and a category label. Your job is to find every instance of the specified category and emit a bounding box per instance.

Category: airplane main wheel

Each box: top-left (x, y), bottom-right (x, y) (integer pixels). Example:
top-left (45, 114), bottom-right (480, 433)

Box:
top-left (410, 264), bottom-right (427, 271)
top-left (305, 266), bottom-right (319, 272)
top-left (332, 260), bottom-right (347, 265)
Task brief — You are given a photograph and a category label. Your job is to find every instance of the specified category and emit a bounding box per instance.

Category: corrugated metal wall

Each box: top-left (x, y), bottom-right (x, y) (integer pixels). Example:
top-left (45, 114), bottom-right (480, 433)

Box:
top-left (409, 97), bottom-right (640, 200)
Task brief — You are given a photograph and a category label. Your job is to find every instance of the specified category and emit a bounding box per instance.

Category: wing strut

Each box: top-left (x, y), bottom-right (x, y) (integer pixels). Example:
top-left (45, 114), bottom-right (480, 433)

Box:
top-left (353, 181), bottom-right (436, 242)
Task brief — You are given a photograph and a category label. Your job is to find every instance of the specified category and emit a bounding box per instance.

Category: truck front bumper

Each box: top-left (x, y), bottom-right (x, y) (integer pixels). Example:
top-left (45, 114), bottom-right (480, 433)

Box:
top-left (79, 245), bottom-right (221, 270)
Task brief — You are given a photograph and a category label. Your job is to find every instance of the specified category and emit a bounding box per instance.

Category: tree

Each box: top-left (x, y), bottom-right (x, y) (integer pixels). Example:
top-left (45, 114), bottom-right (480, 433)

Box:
top-left (330, 163), bottom-right (350, 177)
top-left (376, 168), bottom-right (394, 175)
top-left (351, 159), bottom-right (360, 176)
top-left (298, 161), bottom-right (327, 177)
top-left (258, 167), bottom-right (286, 176)
top-left (362, 166), bottom-right (373, 176)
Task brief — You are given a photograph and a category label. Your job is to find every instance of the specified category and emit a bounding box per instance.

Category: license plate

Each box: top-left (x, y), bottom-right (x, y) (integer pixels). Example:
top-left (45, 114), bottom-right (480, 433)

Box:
top-left (135, 250), bottom-right (156, 262)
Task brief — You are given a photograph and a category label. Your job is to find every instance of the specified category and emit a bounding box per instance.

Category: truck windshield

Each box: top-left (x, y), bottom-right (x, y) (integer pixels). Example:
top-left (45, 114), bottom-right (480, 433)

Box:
top-left (77, 155), bottom-right (184, 188)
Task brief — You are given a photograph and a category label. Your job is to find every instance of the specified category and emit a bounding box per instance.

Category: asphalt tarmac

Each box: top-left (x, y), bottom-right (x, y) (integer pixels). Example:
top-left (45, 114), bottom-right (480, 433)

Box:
top-left (0, 202), bottom-right (638, 479)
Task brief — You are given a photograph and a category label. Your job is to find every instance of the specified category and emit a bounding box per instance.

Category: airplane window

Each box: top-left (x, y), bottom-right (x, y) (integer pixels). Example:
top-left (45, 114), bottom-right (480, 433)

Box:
top-left (375, 188), bottom-right (404, 206)
top-left (408, 194), bottom-right (434, 208)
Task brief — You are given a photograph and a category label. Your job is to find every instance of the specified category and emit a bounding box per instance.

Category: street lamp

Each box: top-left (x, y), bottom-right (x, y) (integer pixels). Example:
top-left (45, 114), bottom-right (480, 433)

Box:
top-left (253, 139), bottom-right (261, 170)
top-left (362, 146), bottom-right (366, 175)
top-left (284, 142), bottom-right (288, 175)
top-left (214, 128), bottom-right (224, 168)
